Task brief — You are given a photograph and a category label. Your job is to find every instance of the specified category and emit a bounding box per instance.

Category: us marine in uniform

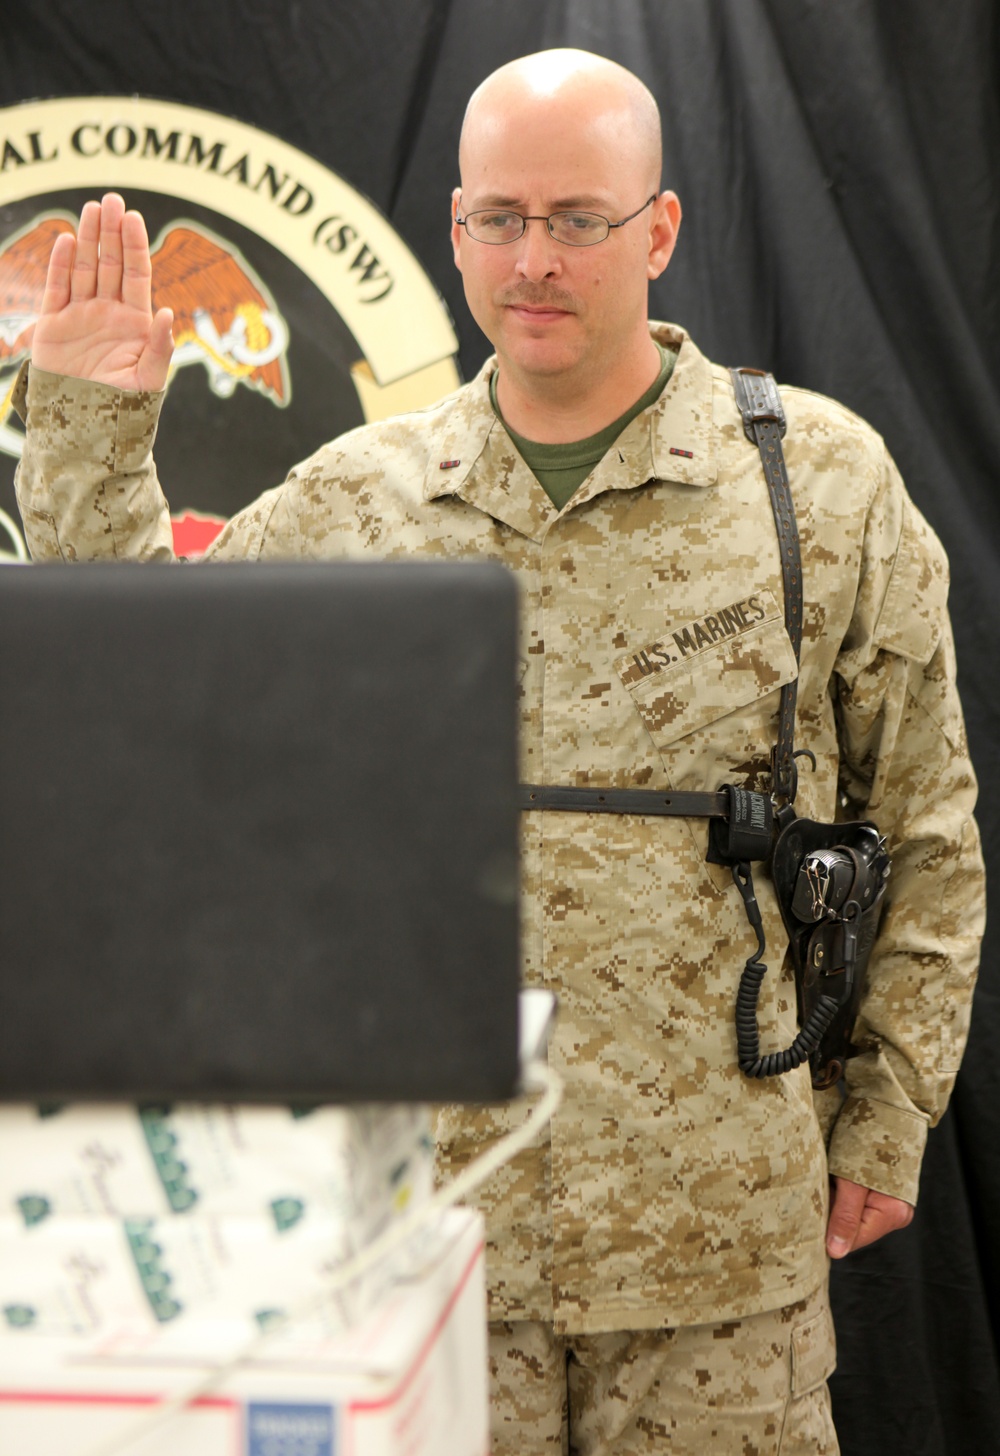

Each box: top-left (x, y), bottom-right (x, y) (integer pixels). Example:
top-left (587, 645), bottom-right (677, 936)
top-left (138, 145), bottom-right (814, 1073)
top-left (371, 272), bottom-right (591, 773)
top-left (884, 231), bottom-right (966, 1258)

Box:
top-left (12, 47), bottom-right (984, 1456)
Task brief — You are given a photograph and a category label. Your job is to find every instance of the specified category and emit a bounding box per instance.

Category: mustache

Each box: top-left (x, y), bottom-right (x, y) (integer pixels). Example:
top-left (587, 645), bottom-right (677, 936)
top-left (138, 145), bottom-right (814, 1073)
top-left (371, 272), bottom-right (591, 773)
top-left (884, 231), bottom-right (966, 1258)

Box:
top-left (497, 285), bottom-right (579, 312)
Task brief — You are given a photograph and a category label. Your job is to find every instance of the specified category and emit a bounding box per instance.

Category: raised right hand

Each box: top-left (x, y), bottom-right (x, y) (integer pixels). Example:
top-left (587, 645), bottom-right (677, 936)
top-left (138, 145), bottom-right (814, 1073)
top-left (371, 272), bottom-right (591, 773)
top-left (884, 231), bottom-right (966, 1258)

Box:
top-left (31, 192), bottom-right (175, 393)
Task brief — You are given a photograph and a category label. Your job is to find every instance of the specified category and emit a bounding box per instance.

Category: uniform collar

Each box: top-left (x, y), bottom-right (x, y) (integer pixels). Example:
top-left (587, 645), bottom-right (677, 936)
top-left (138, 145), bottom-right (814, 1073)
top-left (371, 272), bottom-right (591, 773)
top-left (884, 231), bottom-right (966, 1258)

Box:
top-left (423, 321), bottom-right (719, 541)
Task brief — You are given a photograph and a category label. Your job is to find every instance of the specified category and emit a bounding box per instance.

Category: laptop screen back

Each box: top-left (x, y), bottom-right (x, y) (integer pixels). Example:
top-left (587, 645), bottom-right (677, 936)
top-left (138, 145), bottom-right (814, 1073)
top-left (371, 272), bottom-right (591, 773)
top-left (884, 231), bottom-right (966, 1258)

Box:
top-left (0, 561), bottom-right (520, 1102)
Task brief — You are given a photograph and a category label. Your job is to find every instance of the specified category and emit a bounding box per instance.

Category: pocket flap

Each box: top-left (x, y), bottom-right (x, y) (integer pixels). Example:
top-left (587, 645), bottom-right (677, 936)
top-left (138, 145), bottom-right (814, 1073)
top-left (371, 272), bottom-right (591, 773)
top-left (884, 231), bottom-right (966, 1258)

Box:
top-left (790, 1302), bottom-right (837, 1395)
top-left (616, 591), bottom-right (797, 748)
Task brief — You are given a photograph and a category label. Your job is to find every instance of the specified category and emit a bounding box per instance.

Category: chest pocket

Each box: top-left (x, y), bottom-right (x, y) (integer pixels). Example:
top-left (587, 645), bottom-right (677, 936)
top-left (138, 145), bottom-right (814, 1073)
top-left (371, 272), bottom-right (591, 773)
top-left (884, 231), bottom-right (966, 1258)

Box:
top-left (616, 604), bottom-right (798, 794)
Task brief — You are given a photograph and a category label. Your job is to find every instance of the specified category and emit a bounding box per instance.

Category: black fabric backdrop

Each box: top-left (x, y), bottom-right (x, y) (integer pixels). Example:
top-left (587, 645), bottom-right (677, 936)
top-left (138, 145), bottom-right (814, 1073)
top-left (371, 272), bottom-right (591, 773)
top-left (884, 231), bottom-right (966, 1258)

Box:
top-left (2, 3), bottom-right (998, 1449)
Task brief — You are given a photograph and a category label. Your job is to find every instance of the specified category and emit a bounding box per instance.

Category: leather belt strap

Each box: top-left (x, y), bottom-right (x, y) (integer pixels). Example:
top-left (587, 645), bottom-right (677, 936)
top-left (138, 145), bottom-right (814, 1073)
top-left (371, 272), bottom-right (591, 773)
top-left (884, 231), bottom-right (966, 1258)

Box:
top-left (730, 367), bottom-right (802, 804)
top-left (519, 784), bottom-right (730, 817)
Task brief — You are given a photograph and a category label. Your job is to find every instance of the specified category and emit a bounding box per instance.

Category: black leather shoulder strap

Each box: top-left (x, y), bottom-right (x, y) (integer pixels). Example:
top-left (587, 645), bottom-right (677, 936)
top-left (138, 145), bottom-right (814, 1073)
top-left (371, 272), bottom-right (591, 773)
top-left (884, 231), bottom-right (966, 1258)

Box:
top-left (730, 367), bottom-right (802, 806)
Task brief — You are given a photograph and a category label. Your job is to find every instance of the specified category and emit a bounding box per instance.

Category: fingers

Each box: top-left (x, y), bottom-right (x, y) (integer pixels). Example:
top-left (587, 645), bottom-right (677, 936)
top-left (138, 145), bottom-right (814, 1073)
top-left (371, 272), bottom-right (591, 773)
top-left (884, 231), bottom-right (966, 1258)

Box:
top-left (120, 207), bottom-right (153, 316)
top-left (137, 308), bottom-right (175, 393)
top-left (96, 193), bottom-right (126, 300)
top-left (826, 1177), bottom-right (868, 1258)
top-left (851, 1190), bottom-right (914, 1253)
top-left (68, 194), bottom-right (143, 310)
top-left (827, 1177), bottom-right (914, 1258)
top-left (39, 231), bottom-right (76, 316)
top-left (70, 199), bottom-right (101, 301)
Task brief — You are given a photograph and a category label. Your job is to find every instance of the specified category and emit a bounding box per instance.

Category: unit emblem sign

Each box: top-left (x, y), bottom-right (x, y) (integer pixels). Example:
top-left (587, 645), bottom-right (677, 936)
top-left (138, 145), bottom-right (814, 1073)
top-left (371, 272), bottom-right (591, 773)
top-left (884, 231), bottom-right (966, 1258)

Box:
top-left (0, 98), bottom-right (460, 558)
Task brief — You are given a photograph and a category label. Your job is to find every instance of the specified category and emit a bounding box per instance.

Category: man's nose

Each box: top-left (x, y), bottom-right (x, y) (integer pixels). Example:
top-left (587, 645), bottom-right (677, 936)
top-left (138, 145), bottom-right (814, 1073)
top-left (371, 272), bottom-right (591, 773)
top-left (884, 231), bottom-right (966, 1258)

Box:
top-left (513, 219), bottom-right (563, 282)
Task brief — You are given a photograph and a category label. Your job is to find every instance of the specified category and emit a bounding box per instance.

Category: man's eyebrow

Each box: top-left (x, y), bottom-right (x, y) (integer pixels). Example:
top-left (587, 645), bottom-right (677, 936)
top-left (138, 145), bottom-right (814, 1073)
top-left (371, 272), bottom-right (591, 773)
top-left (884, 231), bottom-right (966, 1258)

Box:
top-left (466, 193), bottom-right (613, 211)
top-left (549, 195), bottom-right (613, 211)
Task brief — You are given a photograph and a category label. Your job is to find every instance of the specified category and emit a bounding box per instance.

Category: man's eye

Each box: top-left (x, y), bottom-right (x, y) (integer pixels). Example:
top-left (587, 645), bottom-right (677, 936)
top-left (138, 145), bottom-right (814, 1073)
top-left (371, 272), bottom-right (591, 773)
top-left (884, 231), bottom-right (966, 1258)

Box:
top-left (480, 212), bottom-right (518, 230)
top-left (561, 213), bottom-right (602, 232)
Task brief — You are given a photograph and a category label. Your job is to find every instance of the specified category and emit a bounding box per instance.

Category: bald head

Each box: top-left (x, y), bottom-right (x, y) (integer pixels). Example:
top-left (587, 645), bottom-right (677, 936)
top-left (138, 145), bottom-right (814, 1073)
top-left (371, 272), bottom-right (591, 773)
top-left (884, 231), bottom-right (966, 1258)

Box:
top-left (460, 49), bottom-right (662, 196)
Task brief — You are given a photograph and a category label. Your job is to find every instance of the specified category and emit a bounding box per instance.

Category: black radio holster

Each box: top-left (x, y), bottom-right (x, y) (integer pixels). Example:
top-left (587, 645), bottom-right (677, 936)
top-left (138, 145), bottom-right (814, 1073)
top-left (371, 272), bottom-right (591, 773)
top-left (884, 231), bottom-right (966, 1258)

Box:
top-left (771, 817), bottom-right (890, 1087)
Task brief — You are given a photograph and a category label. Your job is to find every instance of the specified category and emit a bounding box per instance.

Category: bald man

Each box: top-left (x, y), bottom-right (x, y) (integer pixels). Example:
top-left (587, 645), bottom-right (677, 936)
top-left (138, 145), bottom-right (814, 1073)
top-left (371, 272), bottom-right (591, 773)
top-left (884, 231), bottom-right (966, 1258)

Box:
top-left (13, 48), bottom-right (983, 1456)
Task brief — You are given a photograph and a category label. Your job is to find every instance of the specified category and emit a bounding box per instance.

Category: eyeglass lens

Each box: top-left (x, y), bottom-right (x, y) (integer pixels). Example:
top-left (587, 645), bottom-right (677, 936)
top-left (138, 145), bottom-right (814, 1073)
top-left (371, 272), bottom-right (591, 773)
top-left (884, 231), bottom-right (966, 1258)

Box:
top-left (464, 210), bottom-right (610, 246)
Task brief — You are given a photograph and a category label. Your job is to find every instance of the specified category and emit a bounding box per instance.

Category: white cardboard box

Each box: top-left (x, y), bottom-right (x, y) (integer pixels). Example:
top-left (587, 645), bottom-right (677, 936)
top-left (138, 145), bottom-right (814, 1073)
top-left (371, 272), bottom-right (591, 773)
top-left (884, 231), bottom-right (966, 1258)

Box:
top-left (0, 1207), bottom-right (487, 1456)
top-left (0, 1101), bottom-right (436, 1355)
top-left (0, 1102), bottom-right (433, 1226)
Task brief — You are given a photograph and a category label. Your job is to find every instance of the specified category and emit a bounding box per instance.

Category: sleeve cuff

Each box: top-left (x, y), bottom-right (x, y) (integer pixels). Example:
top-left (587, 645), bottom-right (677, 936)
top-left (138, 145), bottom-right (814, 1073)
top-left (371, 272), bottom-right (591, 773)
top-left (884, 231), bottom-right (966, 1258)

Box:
top-left (20, 361), bottom-right (122, 417)
top-left (15, 363), bottom-right (172, 563)
top-left (826, 1092), bottom-right (928, 1205)
top-left (21, 365), bottom-right (164, 476)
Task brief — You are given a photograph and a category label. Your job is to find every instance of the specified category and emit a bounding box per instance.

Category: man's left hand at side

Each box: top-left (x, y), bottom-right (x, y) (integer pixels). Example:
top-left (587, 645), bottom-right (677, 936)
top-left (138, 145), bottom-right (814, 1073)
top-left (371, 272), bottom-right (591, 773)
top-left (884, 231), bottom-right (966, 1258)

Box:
top-left (826, 1175), bottom-right (914, 1258)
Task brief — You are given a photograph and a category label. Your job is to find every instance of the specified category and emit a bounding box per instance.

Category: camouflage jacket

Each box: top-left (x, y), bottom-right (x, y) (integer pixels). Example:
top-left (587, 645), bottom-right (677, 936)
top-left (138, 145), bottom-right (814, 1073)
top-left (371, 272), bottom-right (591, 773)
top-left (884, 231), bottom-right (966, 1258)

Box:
top-left (14, 323), bottom-right (985, 1334)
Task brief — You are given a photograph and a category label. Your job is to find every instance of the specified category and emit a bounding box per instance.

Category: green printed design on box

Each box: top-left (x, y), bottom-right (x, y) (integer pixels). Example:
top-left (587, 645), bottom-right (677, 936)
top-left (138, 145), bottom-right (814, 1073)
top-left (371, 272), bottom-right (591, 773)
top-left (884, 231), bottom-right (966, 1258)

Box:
top-left (254, 1307), bottom-right (287, 1331)
top-left (289, 1103), bottom-right (320, 1119)
top-left (271, 1197), bottom-right (305, 1232)
top-left (4, 1304), bottom-right (36, 1329)
top-left (138, 1106), bottom-right (198, 1212)
top-left (17, 1194), bottom-right (52, 1227)
top-left (124, 1218), bottom-right (183, 1322)
top-left (36, 1102), bottom-right (66, 1118)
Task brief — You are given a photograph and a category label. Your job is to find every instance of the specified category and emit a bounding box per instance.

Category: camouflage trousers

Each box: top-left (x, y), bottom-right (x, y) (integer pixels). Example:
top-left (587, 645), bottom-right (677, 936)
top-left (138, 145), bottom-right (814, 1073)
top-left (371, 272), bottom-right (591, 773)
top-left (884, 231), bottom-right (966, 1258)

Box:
top-left (488, 1281), bottom-right (838, 1455)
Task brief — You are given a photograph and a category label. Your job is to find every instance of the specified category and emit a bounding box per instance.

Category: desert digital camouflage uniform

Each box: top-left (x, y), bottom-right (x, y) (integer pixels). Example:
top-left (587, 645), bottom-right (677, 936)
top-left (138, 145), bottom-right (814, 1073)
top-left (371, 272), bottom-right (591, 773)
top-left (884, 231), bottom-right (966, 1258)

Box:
top-left (489, 1281), bottom-right (838, 1455)
top-left (13, 322), bottom-right (984, 1341)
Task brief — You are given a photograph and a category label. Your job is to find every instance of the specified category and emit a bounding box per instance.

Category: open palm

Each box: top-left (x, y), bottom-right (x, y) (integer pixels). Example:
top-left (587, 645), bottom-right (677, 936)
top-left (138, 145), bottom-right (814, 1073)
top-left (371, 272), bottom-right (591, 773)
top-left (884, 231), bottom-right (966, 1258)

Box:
top-left (31, 193), bottom-right (174, 393)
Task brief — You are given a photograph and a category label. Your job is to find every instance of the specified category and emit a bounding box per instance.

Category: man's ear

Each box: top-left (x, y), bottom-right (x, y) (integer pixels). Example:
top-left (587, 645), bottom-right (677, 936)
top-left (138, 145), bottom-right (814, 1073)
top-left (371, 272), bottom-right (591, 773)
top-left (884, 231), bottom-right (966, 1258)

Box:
top-left (647, 190), bottom-right (682, 281)
top-left (450, 187), bottom-right (464, 272)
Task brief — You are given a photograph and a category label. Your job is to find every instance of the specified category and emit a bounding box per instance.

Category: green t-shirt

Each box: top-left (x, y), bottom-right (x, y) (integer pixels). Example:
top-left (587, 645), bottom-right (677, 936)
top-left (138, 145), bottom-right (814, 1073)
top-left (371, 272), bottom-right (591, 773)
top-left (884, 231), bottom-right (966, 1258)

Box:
top-left (490, 343), bottom-right (677, 511)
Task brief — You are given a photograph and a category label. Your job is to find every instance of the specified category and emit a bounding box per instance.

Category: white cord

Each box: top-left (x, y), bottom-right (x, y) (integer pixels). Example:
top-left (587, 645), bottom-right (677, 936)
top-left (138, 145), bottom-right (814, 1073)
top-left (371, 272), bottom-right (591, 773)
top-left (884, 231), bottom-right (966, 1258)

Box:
top-left (78, 1060), bottom-right (562, 1456)
top-left (0, 506), bottom-right (27, 562)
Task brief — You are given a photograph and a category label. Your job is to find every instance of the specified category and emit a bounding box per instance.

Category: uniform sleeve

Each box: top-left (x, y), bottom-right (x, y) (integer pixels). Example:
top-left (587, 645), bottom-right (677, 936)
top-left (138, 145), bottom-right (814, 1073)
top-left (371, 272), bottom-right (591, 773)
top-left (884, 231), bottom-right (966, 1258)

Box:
top-left (825, 446), bottom-right (985, 1205)
top-left (12, 362), bottom-right (298, 563)
top-left (13, 362), bottom-right (175, 562)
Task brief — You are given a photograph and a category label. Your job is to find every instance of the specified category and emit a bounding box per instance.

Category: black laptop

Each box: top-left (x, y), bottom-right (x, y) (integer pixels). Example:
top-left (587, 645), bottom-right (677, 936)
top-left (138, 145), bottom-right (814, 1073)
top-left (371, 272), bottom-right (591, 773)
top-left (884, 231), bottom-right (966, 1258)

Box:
top-left (0, 560), bottom-right (520, 1102)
